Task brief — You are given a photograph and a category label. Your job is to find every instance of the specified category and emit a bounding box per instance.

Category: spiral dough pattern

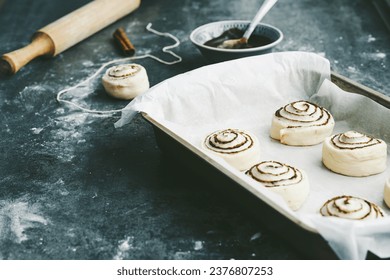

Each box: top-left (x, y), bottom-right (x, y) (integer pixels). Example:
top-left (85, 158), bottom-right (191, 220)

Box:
top-left (246, 161), bottom-right (303, 187)
top-left (202, 129), bottom-right (260, 171)
top-left (320, 196), bottom-right (385, 220)
top-left (102, 63), bottom-right (149, 100)
top-left (270, 100), bottom-right (334, 146)
top-left (330, 131), bottom-right (383, 150)
top-left (245, 161), bottom-right (310, 210)
top-left (275, 100), bottom-right (332, 127)
top-left (204, 129), bottom-right (254, 154)
top-left (322, 131), bottom-right (387, 177)
top-left (107, 64), bottom-right (142, 79)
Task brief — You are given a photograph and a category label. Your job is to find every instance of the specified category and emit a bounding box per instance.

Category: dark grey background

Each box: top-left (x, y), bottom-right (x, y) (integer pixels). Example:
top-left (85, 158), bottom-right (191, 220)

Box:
top-left (0, 0), bottom-right (389, 259)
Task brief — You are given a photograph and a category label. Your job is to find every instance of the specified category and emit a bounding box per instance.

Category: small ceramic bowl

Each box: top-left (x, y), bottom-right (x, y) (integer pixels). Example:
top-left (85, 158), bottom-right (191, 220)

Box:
top-left (190, 20), bottom-right (283, 62)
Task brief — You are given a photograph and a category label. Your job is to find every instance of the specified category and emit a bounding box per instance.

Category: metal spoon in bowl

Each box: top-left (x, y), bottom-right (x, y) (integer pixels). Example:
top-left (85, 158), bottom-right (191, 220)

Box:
top-left (219, 0), bottom-right (278, 49)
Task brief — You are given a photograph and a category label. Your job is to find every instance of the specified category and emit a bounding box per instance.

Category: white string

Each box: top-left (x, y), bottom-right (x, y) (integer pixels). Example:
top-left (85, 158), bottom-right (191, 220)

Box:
top-left (56, 23), bottom-right (182, 115)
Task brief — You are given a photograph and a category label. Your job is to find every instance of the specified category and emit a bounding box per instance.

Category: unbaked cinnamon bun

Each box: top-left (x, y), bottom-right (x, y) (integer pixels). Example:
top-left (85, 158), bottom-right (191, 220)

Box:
top-left (202, 128), bottom-right (260, 171)
top-left (246, 161), bottom-right (310, 210)
top-left (322, 131), bottom-right (387, 176)
top-left (102, 63), bottom-right (149, 100)
top-left (270, 100), bottom-right (334, 146)
top-left (320, 195), bottom-right (385, 220)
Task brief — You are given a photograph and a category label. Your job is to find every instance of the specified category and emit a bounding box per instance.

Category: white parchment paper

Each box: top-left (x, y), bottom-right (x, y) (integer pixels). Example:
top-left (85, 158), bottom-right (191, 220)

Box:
top-left (116, 52), bottom-right (390, 259)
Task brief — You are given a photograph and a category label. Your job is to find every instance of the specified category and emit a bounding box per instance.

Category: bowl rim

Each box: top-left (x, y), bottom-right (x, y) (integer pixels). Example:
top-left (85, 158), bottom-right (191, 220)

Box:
top-left (190, 20), bottom-right (284, 53)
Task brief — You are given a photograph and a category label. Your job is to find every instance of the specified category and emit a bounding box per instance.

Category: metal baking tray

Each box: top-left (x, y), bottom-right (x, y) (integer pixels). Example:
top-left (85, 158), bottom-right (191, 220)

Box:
top-left (142, 73), bottom-right (390, 259)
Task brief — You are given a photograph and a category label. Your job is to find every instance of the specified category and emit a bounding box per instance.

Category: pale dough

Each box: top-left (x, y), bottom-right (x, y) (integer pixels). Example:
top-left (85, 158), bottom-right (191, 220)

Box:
top-left (102, 63), bottom-right (149, 100)
top-left (320, 195), bottom-right (385, 220)
top-left (202, 128), bottom-right (260, 171)
top-left (246, 161), bottom-right (310, 210)
top-left (270, 100), bottom-right (335, 146)
top-left (322, 131), bottom-right (387, 177)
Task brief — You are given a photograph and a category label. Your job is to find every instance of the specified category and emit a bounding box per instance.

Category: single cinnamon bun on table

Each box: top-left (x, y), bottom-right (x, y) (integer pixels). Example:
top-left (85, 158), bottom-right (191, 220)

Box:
top-left (245, 161), bottom-right (310, 210)
top-left (322, 131), bottom-right (387, 177)
top-left (320, 195), bottom-right (386, 220)
top-left (202, 128), bottom-right (260, 171)
top-left (102, 63), bottom-right (149, 100)
top-left (270, 100), bottom-right (335, 146)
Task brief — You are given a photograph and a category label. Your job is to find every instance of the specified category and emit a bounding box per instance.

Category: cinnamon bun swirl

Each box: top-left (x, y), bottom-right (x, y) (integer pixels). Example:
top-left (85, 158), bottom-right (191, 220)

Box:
top-left (246, 161), bottom-right (310, 210)
top-left (202, 129), bottom-right (260, 171)
top-left (320, 195), bottom-right (385, 220)
top-left (102, 63), bottom-right (149, 100)
top-left (270, 100), bottom-right (335, 146)
top-left (322, 131), bottom-right (387, 177)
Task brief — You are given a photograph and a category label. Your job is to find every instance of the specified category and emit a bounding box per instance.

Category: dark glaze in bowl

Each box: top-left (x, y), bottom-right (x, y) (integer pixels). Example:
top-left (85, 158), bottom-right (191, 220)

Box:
top-left (190, 20), bottom-right (283, 62)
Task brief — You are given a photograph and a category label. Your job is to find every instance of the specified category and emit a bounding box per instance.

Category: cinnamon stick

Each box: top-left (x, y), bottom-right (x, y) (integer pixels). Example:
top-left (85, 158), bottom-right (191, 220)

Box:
top-left (113, 27), bottom-right (136, 56)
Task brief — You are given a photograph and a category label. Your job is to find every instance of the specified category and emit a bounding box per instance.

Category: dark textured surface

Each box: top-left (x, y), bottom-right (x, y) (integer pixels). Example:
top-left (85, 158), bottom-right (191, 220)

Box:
top-left (0, 0), bottom-right (388, 260)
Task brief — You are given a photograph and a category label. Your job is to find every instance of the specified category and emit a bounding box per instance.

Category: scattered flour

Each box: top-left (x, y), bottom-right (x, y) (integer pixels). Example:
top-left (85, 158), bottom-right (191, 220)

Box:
top-left (194, 240), bottom-right (203, 251)
top-left (43, 110), bottom-right (92, 162)
top-left (31, 127), bottom-right (44, 135)
top-left (250, 232), bottom-right (262, 241)
top-left (19, 85), bottom-right (47, 96)
top-left (5, 124), bottom-right (11, 134)
top-left (173, 251), bottom-right (191, 259)
top-left (113, 236), bottom-right (134, 260)
top-left (367, 34), bottom-right (376, 43)
top-left (18, 85), bottom-right (50, 112)
top-left (0, 199), bottom-right (48, 243)
top-left (82, 60), bottom-right (94, 67)
top-left (53, 179), bottom-right (69, 196)
top-left (361, 52), bottom-right (387, 60)
top-left (297, 45), bottom-right (316, 52)
top-left (124, 20), bottom-right (144, 34)
top-left (374, 53), bottom-right (386, 59)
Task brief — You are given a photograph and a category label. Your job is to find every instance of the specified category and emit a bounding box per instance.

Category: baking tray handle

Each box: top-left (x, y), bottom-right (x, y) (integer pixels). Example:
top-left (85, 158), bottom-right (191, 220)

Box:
top-left (331, 72), bottom-right (390, 109)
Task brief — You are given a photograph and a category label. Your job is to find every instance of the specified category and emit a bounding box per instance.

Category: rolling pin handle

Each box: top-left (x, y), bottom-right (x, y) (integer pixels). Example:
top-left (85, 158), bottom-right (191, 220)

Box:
top-left (0, 0), bottom-right (140, 76)
top-left (0, 32), bottom-right (54, 75)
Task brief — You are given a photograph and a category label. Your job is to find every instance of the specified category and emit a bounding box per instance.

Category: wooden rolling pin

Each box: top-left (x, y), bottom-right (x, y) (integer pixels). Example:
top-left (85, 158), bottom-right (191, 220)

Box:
top-left (0, 0), bottom-right (141, 75)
